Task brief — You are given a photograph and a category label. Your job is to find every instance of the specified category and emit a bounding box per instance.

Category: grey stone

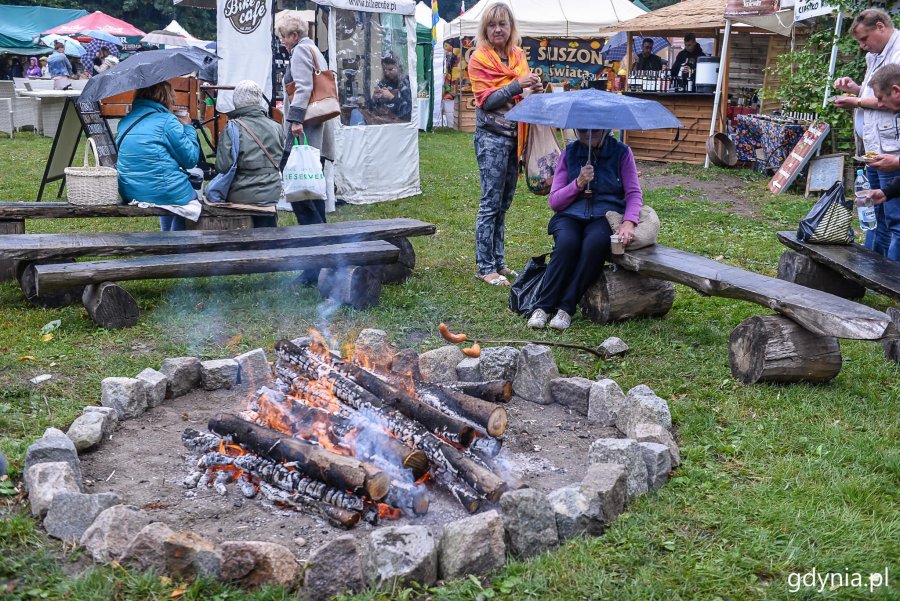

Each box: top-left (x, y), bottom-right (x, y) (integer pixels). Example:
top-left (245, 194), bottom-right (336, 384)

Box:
top-left (302, 535), bottom-right (364, 601)
top-left (235, 348), bottom-right (274, 391)
top-left (82, 405), bottom-right (118, 437)
top-left (549, 377), bottom-right (593, 415)
top-left (354, 328), bottom-right (395, 371)
top-left (165, 530), bottom-right (222, 580)
top-left (390, 348), bottom-right (421, 379)
top-left (364, 525), bottom-right (438, 587)
top-left (588, 439), bottom-right (648, 501)
top-left (512, 344), bottom-right (559, 405)
top-left (499, 488), bottom-right (558, 558)
top-left (547, 485), bottom-right (604, 541)
top-left (120, 522), bottom-right (175, 573)
top-left (100, 377), bottom-right (148, 419)
top-left (81, 504), bottom-right (152, 563)
top-left (43, 491), bottom-right (121, 542)
top-left (639, 442), bottom-right (672, 492)
top-left (587, 379), bottom-right (626, 426)
top-left (136, 368), bottom-right (168, 408)
top-left (598, 336), bottom-right (629, 359)
top-left (418, 345), bottom-right (464, 383)
top-left (456, 357), bottom-right (482, 382)
top-left (200, 359), bottom-right (240, 390)
top-left (220, 541), bottom-right (301, 588)
top-left (479, 346), bottom-right (519, 381)
top-left (66, 412), bottom-right (105, 451)
top-left (160, 357), bottom-right (201, 399)
top-left (633, 422), bottom-right (680, 467)
top-left (581, 463), bottom-right (627, 524)
top-left (24, 429), bottom-right (82, 487)
top-left (25, 462), bottom-right (79, 517)
top-left (439, 509), bottom-right (505, 579)
top-left (616, 385), bottom-right (672, 436)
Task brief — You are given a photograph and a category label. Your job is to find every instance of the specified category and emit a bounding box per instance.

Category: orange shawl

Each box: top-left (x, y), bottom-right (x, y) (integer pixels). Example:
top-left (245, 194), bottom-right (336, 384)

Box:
top-left (469, 45), bottom-right (530, 108)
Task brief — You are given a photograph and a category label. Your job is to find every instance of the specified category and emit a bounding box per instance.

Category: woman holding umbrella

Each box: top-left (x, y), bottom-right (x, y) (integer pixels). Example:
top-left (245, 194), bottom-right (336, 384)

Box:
top-left (469, 3), bottom-right (543, 286)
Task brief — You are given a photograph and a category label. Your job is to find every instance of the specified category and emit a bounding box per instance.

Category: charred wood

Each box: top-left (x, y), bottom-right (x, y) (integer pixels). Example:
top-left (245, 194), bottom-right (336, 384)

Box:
top-left (441, 380), bottom-right (514, 404)
top-left (258, 482), bottom-right (361, 529)
top-left (385, 480), bottom-right (430, 516)
top-left (182, 428), bottom-right (223, 454)
top-left (417, 383), bottom-right (508, 437)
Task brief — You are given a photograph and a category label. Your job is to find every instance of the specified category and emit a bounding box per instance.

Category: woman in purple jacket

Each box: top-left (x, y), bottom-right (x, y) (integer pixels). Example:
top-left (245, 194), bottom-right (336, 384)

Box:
top-left (527, 129), bottom-right (641, 330)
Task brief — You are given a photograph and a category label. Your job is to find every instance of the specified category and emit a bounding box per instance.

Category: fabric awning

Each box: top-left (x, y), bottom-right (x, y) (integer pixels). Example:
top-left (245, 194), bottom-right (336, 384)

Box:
top-left (0, 5), bottom-right (87, 51)
top-left (44, 11), bottom-right (145, 38)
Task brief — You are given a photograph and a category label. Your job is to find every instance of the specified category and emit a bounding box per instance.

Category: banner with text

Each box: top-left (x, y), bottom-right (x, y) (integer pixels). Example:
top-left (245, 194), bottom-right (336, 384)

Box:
top-left (725, 0), bottom-right (780, 17)
top-left (216, 0), bottom-right (274, 113)
top-left (794, 0), bottom-right (836, 21)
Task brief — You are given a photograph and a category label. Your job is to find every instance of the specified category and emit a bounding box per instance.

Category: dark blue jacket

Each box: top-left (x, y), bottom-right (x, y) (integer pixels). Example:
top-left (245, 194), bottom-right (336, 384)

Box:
top-left (560, 137), bottom-right (627, 219)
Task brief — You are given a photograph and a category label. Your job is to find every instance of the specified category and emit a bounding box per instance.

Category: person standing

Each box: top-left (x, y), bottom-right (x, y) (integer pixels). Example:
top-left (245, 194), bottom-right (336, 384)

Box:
top-left (670, 33), bottom-right (704, 79)
top-left (632, 38), bottom-right (663, 72)
top-left (469, 2), bottom-right (542, 286)
top-left (833, 8), bottom-right (900, 257)
top-left (47, 41), bottom-right (73, 89)
top-left (25, 57), bottom-right (42, 78)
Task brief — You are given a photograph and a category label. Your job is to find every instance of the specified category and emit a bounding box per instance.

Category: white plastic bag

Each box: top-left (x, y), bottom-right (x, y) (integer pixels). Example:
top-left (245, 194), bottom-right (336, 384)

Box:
top-left (282, 136), bottom-right (326, 202)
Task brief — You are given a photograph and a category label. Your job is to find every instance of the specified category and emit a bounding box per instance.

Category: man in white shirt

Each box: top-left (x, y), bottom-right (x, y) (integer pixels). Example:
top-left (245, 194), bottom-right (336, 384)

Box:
top-left (833, 8), bottom-right (900, 255)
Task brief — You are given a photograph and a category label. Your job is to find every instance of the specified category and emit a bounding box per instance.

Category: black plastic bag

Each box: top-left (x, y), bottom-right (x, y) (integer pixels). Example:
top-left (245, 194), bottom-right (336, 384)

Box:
top-left (508, 254), bottom-right (547, 316)
top-left (797, 180), bottom-right (854, 244)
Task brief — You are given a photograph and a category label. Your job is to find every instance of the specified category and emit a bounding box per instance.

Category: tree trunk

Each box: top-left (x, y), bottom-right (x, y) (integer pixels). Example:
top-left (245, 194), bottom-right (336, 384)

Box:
top-left (207, 413), bottom-right (390, 501)
top-left (580, 267), bottom-right (675, 324)
top-left (442, 380), bottom-right (513, 404)
top-left (777, 251), bottom-right (865, 299)
top-left (379, 237), bottom-right (416, 284)
top-left (0, 219), bottom-right (24, 282)
top-left (82, 282), bottom-right (139, 329)
top-left (317, 266), bottom-right (383, 310)
top-left (18, 260), bottom-right (85, 308)
top-left (884, 308), bottom-right (900, 364)
top-left (728, 315), bottom-right (842, 384)
top-left (416, 383), bottom-right (508, 437)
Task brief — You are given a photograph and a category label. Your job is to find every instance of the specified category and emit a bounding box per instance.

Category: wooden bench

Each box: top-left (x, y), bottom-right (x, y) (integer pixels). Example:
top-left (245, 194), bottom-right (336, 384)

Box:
top-left (776, 231), bottom-right (900, 302)
top-left (599, 244), bottom-right (897, 383)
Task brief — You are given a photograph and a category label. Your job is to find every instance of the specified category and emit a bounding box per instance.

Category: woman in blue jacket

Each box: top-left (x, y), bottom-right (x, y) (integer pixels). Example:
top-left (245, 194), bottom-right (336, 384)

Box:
top-left (116, 82), bottom-right (200, 231)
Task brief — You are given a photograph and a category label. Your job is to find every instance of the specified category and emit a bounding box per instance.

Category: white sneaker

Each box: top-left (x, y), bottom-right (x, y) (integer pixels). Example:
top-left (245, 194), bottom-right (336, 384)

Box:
top-left (527, 309), bottom-right (548, 329)
top-left (549, 309), bottom-right (571, 330)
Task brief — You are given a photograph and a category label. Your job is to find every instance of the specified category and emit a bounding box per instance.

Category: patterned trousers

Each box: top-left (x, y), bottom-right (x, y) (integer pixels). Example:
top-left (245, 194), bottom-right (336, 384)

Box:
top-left (474, 128), bottom-right (519, 276)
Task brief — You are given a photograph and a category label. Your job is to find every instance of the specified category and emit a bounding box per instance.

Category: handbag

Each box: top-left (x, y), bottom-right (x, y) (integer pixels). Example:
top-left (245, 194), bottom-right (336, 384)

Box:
top-left (304, 47), bottom-right (340, 125)
top-left (508, 254), bottom-right (548, 316)
top-left (523, 124), bottom-right (561, 196)
top-left (282, 135), bottom-right (327, 202)
top-left (797, 180), bottom-right (854, 244)
top-left (205, 120), bottom-right (240, 203)
top-left (605, 205), bottom-right (660, 250)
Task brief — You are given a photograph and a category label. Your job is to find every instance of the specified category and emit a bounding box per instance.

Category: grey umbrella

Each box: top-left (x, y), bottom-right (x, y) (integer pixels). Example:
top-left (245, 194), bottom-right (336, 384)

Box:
top-left (79, 46), bottom-right (219, 104)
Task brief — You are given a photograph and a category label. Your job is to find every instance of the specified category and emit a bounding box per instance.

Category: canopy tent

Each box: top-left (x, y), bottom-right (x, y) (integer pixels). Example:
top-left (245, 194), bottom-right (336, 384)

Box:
top-left (0, 5), bottom-right (87, 55)
top-left (312, 0), bottom-right (421, 204)
top-left (414, 1), bottom-right (450, 131)
top-left (445, 0), bottom-right (645, 39)
top-left (44, 11), bottom-right (146, 51)
top-left (164, 20), bottom-right (199, 40)
top-left (416, 23), bottom-right (435, 130)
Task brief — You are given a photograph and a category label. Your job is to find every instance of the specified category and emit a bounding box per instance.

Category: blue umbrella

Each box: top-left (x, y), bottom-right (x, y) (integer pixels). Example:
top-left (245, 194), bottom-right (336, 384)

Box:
top-left (505, 89), bottom-right (683, 131)
top-left (82, 30), bottom-right (124, 46)
top-left (602, 32), bottom-right (669, 62)
top-left (40, 35), bottom-right (85, 57)
top-left (80, 46), bottom-right (219, 104)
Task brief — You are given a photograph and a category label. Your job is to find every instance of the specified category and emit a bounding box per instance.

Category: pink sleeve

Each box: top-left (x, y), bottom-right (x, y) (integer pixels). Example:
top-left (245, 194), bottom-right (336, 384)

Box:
top-left (548, 149), bottom-right (582, 211)
top-left (620, 147), bottom-right (643, 224)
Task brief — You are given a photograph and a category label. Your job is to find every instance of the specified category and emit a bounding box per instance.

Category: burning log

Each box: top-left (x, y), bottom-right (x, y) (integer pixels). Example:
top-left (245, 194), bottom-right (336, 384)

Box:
top-left (384, 480), bottom-right (430, 516)
top-left (258, 482), bottom-right (361, 529)
top-left (432, 469), bottom-right (481, 513)
top-left (441, 380), bottom-right (513, 404)
top-left (276, 341), bottom-right (507, 504)
top-left (208, 413), bottom-right (390, 501)
top-left (255, 386), bottom-right (429, 480)
top-left (470, 435), bottom-right (503, 459)
top-left (416, 383), bottom-right (508, 437)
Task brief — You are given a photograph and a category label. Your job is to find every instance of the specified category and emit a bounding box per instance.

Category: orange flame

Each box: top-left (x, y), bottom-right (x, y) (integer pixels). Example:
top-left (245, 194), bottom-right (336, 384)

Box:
top-left (377, 503), bottom-right (403, 520)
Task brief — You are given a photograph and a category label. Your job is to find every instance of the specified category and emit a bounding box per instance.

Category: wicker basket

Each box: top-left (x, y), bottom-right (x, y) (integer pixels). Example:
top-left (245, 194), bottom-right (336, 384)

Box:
top-left (65, 138), bottom-right (119, 206)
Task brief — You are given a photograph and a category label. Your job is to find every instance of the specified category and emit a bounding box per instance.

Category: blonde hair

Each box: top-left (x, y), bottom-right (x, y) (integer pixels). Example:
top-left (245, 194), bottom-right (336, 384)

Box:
top-left (135, 81), bottom-right (174, 110)
top-left (476, 3), bottom-right (520, 55)
top-left (275, 12), bottom-right (309, 40)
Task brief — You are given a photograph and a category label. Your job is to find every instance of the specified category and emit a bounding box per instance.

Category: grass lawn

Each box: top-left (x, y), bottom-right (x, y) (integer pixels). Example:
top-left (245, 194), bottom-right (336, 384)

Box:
top-left (0, 130), bottom-right (897, 601)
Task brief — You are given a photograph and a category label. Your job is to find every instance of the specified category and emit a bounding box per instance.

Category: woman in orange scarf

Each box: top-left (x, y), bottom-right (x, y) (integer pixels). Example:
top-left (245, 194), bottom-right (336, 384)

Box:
top-left (469, 3), bottom-right (543, 286)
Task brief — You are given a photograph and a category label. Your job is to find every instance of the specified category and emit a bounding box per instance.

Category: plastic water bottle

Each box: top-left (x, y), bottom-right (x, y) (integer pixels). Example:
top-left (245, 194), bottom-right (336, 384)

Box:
top-left (855, 170), bottom-right (877, 231)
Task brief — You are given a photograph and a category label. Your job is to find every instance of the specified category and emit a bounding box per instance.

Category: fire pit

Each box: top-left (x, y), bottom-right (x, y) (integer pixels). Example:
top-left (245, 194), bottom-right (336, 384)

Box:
top-left (25, 328), bottom-right (680, 598)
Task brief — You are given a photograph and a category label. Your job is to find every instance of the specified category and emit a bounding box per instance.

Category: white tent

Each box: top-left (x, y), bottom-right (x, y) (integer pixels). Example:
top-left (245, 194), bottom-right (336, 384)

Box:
top-left (164, 19), bottom-right (197, 40)
top-left (445, 0), bottom-right (645, 39)
top-left (415, 1), bottom-right (450, 129)
top-left (313, 0), bottom-right (421, 204)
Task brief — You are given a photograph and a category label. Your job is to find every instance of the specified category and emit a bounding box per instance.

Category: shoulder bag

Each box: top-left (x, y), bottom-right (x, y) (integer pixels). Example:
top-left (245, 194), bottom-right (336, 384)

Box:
top-left (304, 46), bottom-right (340, 125)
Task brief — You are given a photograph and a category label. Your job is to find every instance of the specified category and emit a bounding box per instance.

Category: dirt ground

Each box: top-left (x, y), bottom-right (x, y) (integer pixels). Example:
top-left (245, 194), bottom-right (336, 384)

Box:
top-left (79, 381), bottom-right (618, 560)
top-left (637, 161), bottom-right (759, 218)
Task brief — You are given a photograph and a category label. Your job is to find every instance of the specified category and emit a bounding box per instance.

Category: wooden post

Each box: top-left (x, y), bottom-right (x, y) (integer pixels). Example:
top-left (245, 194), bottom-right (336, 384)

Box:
top-left (579, 267), bottom-right (676, 324)
top-left (777, 251), bottom-right (865, 299)
top-left (18, 260), bottom-right (84, 308)
top-left (706, 19), bottom-right (732, 168)
top-left (0, 219), bottom-right (24, 282)
top-left (82, 282), bottom-right (139, 329)
top-left (379, 237), bottom-right (416, 284)
top-left (317, 266), bottom-right (383, 310)
top-left (625, 32), bottom-right (634, 75)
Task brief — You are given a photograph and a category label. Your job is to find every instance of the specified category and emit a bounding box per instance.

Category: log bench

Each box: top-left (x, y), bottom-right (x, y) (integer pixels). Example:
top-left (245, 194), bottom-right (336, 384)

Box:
top-left (776, 231), bottom-right (900, 302)
top-left (597, 243), bottom-right (897, 383)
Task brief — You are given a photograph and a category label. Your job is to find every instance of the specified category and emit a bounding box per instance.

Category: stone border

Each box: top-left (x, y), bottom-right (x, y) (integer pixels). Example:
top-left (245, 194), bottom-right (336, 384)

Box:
top-left (22, 332), bottom-right (680, 599)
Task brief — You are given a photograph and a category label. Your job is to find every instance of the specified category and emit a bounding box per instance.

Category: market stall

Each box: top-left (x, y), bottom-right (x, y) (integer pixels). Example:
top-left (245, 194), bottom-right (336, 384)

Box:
top-left (599, 0), bottom-right (791, 164)
top-left (0, 5), bottom-right (87, 55)
top-left (43, 11), bottom-right (146, 51)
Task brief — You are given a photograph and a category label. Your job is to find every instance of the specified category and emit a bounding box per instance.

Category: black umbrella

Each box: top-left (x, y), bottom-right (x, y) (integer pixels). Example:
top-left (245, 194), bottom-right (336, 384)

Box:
top-left (80, 46), bottom-right (219, 104)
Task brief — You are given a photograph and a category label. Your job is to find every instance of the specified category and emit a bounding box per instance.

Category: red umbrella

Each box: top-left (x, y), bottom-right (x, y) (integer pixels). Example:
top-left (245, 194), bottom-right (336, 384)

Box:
top-left (43, 10), bottom-right (145, 37)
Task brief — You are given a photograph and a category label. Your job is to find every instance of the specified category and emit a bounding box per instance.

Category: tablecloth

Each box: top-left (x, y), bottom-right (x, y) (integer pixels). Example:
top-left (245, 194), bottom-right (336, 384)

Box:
top-left (733, 114), bottom-right (806, 169)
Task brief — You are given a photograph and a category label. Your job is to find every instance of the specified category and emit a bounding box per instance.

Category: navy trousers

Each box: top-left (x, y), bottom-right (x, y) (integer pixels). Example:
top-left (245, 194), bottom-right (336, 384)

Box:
top-left (535, 214), bottom-right (613, 315)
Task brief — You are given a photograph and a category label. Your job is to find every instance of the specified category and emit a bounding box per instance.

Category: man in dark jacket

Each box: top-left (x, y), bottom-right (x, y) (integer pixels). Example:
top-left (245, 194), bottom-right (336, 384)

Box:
top-left (670, 33), bottom-right (705, 78)
top-left (370, 54), bottom-right (412, 121)
top-left (632, 38), bottom-right (663, 72)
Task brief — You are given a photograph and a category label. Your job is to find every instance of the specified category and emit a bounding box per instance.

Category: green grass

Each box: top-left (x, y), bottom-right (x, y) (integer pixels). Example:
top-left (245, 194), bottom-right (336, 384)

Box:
top-left (0, 130), bottom-right (897, 601)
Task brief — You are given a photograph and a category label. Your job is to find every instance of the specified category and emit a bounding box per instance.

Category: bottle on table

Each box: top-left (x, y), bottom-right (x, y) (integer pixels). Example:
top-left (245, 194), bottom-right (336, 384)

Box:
top-left (855, 169), bottom-right (877, 231)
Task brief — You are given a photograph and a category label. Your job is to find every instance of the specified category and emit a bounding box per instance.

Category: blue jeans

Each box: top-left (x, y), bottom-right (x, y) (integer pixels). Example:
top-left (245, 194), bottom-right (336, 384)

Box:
top-left (864, 166), bottom-right (900, 260)
top-left (159, 215), bottom-right (187, 231)
top-left (474, 128), bottom-right (518, 276)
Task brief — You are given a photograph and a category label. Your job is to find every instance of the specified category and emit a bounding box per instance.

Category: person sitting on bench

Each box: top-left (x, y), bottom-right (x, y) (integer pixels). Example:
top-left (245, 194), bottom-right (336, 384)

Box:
top-left (527, 129), bottom-right (642, 331)
top-left (116, 81), bottom-right (201, 232)
top-left (214, 80), bottom-right (284, 228)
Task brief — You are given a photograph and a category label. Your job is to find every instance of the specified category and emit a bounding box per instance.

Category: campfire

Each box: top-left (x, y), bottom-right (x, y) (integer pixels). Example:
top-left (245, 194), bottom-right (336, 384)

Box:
top-left (181, 332), bottom-right (514, 529)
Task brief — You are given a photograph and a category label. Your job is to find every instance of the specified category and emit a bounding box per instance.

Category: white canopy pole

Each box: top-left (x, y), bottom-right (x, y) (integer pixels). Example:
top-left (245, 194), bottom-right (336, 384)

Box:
top-left (705, 18), bottom-right (731, 168)
top-left (823, 12), bottom-right (844, 108)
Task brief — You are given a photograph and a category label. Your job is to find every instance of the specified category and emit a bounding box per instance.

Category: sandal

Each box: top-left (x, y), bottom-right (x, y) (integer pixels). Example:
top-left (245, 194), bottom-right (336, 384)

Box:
top-left (476, 273), bottom-right (510, 287)
top-left (499, 268), bottom-right (518, 280)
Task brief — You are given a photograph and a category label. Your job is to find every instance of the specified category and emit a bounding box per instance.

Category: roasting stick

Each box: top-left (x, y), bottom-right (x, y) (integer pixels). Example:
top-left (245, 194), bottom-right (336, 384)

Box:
top-left (438, 323), bottom-right (606, 359)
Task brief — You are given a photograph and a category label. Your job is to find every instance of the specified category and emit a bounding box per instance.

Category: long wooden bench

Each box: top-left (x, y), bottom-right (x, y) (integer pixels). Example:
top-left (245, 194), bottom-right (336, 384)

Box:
top-left (604, 243), bottom-right (897, 383)
top-left (776, 230), bottom-right (900, 302)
